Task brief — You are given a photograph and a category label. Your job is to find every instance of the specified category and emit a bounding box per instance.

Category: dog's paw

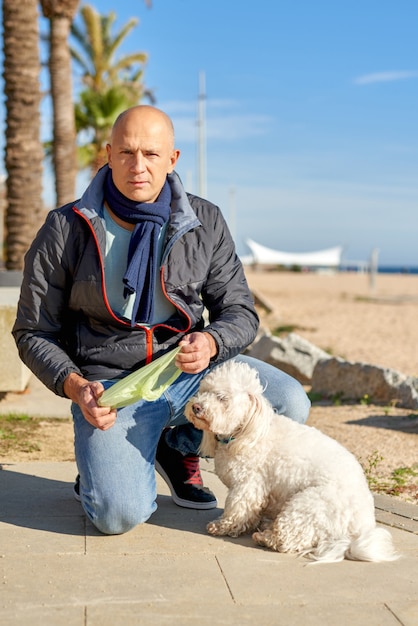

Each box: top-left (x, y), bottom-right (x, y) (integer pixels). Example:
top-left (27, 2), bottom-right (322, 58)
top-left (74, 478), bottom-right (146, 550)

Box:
top-left (252, 530), bottom-right (266, 545)
top-left (252, 530), bottom-right (281, 551)
top-left (207, 519), bottom-right (225, 536)
top-left (207, 518), bottom-right (247, 537)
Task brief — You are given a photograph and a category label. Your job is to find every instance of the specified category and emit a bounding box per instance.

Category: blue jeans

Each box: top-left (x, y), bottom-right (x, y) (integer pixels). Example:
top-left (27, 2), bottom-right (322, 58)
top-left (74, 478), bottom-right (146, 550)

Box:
top-left (72, 355), bottom-right (310, 534)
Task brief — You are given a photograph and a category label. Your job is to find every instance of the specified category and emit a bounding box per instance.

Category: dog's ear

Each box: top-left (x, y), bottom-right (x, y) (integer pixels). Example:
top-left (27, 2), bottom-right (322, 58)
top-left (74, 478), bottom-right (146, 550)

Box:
top-left (199, 431), bottom-right (217, 458)
top-left (236, 393), bottom-right (270, 446)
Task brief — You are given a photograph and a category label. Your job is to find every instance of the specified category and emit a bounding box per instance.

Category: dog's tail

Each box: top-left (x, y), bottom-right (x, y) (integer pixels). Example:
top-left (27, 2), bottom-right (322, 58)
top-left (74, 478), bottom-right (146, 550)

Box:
top-left (306, 527), bottom-right (399, 564)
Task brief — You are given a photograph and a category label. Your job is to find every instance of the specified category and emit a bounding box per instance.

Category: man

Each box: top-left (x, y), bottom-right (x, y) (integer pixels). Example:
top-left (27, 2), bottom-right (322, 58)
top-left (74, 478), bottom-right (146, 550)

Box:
top-left (13, 105), bottom-right (310, 535)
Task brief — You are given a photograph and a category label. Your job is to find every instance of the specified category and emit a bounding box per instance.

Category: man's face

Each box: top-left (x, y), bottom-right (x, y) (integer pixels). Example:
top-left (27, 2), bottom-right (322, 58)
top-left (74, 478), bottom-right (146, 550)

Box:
top-left (106, 108), bottom-right (180, 203)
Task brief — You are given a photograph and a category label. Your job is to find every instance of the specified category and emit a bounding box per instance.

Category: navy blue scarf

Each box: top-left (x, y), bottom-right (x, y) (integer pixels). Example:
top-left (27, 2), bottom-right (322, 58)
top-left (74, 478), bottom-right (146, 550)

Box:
top-left (104, 168), bottom-right (171, 325)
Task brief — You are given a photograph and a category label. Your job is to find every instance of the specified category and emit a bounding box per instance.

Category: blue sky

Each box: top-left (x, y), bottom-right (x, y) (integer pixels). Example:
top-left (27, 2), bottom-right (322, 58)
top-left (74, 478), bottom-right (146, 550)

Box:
top-left (132, 0), bottom-right (418, 266)
top-left (10, 1), bottom-right (418, 265)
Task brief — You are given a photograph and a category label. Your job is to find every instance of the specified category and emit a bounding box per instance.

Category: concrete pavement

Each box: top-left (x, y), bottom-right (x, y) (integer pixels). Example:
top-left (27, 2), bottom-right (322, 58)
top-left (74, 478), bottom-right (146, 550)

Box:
top-left (0, 460), bottom-right (417, 626)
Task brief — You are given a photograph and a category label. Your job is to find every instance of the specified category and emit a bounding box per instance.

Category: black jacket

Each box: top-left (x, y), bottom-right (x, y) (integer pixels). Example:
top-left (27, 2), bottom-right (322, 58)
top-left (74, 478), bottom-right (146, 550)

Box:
top-left (13, 167), bottom-right (259, 397)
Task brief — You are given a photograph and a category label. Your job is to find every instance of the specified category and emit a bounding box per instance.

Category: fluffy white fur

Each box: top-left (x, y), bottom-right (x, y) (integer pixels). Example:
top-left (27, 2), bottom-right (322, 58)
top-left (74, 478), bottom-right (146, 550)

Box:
top-left (185, 361), bottom-right (398, 564)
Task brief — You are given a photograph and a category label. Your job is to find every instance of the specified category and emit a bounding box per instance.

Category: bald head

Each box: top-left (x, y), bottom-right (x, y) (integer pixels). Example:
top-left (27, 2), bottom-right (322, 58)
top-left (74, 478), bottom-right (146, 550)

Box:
top-left (111, 105), bottom-right (175, 150)
top-left (106, 105), bottom-right (180, 203)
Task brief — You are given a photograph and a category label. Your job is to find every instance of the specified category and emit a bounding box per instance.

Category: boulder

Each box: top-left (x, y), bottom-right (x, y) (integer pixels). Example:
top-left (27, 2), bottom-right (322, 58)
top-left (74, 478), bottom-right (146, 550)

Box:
top-left (245, 330), bottom-right (331, 385)
top-left (311, 357), bottom-right (418, 409)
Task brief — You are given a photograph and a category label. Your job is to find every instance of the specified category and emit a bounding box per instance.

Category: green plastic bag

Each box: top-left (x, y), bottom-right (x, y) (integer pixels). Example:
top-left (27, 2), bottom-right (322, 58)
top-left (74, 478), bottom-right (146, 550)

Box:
top-left (98, 347), bottom-right (182, 409)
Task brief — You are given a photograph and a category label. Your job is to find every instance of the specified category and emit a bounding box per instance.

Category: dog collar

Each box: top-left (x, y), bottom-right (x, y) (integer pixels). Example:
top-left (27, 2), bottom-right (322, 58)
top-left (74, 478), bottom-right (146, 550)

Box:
top-left (215, 434), bottom-right (235, 444)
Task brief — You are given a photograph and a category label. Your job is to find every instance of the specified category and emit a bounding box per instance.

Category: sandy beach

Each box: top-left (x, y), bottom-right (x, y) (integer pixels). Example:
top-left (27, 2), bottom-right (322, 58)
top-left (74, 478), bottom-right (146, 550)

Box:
top-left (244, 268), bottom-right (418, 378)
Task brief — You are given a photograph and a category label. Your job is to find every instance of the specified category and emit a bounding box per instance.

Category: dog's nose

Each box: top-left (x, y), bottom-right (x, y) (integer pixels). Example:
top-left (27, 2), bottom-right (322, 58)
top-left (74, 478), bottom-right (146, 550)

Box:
top-left (192, 403), bottom-right (203, 416)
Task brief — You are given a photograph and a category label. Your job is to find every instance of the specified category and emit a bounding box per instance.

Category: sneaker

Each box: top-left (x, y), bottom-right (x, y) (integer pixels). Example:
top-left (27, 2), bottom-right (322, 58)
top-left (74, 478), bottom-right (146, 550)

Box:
top-left (73, 474), bottom-right (81, 502)
top-left (155, 430), bottom-right (217, 510)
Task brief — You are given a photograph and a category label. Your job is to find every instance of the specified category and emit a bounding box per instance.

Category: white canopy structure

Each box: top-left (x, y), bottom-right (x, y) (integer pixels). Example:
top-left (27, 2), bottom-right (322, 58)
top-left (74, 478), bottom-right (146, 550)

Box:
top-left (243, 238), bottom-right (343, 269)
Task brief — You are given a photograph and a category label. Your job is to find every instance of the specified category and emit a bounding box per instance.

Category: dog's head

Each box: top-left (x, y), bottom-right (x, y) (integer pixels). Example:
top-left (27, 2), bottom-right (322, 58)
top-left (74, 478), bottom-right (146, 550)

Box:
top-left (185, 361), bottom-right (271, 455)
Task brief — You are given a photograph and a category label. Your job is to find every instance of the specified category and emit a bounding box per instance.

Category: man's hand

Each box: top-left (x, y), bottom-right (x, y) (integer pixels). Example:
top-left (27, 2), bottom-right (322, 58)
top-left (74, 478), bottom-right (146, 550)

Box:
top-left (175, 332), bottom-right (218, 374)
top-left (63, 373), bottom-right (117, 430)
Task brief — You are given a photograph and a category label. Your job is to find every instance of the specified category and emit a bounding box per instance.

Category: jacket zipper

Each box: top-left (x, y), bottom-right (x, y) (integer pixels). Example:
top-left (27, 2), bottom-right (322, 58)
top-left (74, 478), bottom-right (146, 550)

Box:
top-left (73, 207), bottom-right (192, 365)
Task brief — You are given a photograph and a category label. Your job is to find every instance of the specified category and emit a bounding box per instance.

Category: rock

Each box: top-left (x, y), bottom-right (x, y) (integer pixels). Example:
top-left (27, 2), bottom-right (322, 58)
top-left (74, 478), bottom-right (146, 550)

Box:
top-left (245, 330), bottom-right (331, 385)
top-left (245, 327), bottom-right (418, 409)
top-left (311, 358), bottom-right (418, 409)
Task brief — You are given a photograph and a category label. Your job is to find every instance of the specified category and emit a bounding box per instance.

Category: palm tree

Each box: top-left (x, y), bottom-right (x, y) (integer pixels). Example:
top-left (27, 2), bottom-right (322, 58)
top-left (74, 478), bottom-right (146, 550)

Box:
top-left (75, 86), bottom-right (140, 172)
top-left (71, 4), bottom-right (153, 172)
top-left (2, 0), bottom-right (44, 270)
top-left (40, 1), bottom-right (79, 207)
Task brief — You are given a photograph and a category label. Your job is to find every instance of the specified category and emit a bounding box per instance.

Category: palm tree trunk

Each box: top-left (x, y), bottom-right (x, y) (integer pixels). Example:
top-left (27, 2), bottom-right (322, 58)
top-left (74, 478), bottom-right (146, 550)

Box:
top-left (2, 0), bottom-right (44, 270)
top-left (41, 1), bottom-right (79, 207)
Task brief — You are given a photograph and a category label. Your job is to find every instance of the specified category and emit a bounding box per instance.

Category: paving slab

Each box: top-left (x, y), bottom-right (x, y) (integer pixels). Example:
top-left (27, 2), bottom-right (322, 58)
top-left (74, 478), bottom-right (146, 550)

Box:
top-left (1, 462), bottom-right (418, 626)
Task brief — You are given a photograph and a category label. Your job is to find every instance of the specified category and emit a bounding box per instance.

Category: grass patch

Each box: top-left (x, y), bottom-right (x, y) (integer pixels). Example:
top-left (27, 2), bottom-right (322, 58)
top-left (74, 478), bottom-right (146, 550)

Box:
top-left (0, 413), bottom-right (42, 454)
top-left (307, 391), bottom-right (325, 403)
top-left (0, 413), bottom-right (64, 456)
top-left (362, 450), bottom-right (418, 499)
top-left (272, 324), bottom-right (304, 336)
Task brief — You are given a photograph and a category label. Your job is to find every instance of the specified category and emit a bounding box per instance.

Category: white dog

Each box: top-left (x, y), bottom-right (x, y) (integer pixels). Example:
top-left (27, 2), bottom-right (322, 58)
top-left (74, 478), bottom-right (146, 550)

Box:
top-left (185, 361), bottom-right (398, 563)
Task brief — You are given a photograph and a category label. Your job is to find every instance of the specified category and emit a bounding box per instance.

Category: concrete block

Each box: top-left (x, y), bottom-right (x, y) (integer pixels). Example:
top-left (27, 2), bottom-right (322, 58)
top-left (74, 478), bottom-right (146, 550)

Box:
top-left (0, 287), bottom-right (31, 392)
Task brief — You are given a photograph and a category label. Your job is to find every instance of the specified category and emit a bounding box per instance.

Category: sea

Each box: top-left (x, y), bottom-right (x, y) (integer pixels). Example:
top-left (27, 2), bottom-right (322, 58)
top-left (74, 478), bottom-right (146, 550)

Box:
top-left (378, 266), bottom-right (418, 275)
top-left (340, 265), bottom-right (418, 275)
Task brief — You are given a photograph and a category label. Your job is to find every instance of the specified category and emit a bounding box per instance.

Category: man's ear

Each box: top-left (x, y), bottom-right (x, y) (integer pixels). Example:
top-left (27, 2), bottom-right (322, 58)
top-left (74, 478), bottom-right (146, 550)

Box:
top-left (168, 149), bottom-right (180, 173)
top-left (106, 143), bottom-right (112, 167)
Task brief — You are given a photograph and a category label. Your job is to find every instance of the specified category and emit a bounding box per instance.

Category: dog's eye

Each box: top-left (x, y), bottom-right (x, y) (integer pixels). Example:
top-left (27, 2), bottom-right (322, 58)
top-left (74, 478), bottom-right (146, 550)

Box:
top-left (216, 393), bottom-right (228, 403)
